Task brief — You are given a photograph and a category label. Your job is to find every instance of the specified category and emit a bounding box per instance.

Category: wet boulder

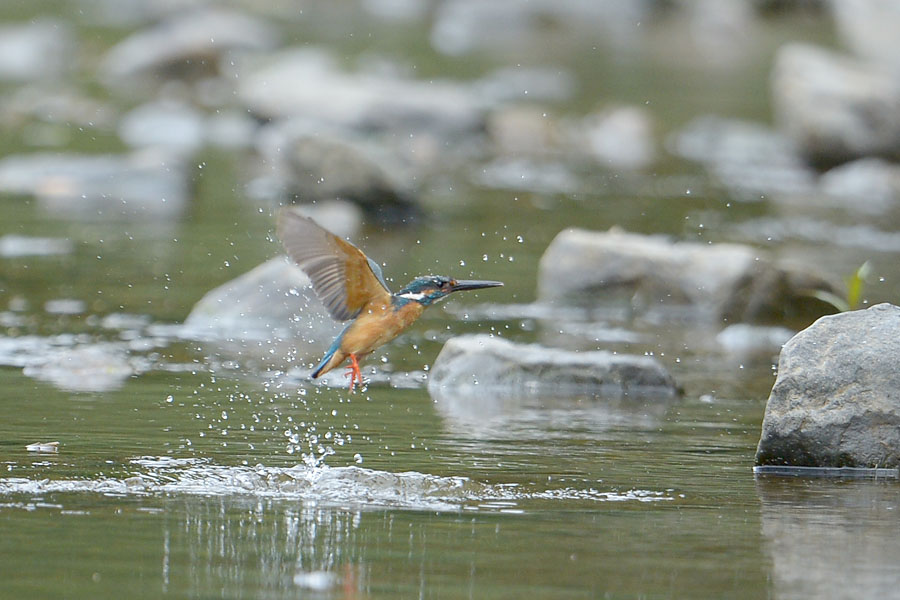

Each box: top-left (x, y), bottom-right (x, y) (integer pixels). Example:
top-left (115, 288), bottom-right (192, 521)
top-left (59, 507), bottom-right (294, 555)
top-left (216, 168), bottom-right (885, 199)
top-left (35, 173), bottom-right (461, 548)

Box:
top-left (100, 7), bottom-right (279, 89)
top-left (537, 227), bottom-right (838, 324)
top-left (237, 48), bottom-right (484, 136)
top-left (183, 256), bottom-right (340, 353)
top-left (427, 334), bottom-right (678, 399)
top-left (771, 43), bottom-right (900, 166)
top-left (254, 128), bottom-right (421, 224)
top-left (755, 303), bottom-right (900, 468)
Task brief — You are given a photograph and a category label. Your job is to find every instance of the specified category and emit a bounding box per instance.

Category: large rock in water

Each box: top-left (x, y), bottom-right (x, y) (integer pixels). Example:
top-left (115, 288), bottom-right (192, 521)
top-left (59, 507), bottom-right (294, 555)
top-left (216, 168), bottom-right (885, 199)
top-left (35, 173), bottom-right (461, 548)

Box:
top-left (755, 303), bottom-right (900, 468)
top-left (771, 43), bottom-right (900, 166)
top-left (537, 227), bottom-right (837, 324)
top-left (427, 334), bottom-right (678, 399)
top-left (183, 256), bottom-right (340, 356)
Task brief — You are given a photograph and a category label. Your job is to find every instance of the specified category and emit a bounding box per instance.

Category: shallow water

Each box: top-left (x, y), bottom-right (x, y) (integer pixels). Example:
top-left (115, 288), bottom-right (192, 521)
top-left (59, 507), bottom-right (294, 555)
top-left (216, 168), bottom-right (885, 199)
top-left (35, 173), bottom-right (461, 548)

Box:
top-left (4, 2), bottom-right (900, 599)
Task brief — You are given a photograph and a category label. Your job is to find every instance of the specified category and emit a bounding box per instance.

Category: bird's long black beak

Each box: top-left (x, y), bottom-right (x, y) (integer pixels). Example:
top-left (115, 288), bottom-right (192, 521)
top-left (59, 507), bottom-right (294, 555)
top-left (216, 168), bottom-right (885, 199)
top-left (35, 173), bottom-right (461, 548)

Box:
top-left (450, 279), bottom-right (504, 293)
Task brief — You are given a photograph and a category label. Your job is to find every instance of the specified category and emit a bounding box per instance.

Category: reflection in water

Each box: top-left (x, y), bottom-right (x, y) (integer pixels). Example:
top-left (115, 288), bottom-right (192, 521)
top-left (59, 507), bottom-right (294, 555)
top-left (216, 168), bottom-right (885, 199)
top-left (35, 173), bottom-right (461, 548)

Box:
top-left (432, 387), bottom-right (674, 440)
top-left (168, 497), bottom-right (366, 597)
top-left (756, 476), bottom-right (900, 599)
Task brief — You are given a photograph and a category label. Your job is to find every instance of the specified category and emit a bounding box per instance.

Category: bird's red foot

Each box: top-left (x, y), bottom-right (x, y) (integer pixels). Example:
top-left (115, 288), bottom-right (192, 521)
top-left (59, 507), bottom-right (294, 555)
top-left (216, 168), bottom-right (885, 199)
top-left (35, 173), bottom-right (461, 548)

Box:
top-left (343, 353), bottom-right (363, 392)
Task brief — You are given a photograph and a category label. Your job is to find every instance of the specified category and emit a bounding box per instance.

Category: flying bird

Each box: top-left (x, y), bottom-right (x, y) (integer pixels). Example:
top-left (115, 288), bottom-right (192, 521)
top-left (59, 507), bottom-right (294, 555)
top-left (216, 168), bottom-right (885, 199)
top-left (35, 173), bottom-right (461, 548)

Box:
top-left (277, 208), bottom-right (503, 391)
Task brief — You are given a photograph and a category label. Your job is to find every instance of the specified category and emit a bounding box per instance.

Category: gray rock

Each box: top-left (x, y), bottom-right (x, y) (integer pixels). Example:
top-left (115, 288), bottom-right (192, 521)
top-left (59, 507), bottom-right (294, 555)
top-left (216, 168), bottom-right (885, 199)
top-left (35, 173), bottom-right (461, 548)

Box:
top-left (429, 0), bottom-right (654, 56)
top-left (0, 150), bottom-right (189, 219)
top-left (22, 344), bottom-right (136, 393)
top-left (485, 106), bottom-right (562, 156)
top-left (755, 303), bottom-right (900, 467)
top-left (579, 106), bottom-right (656, 170)
top-left (0, 19), bottom-right (74, 81)
top-left (237, 48), bottom-right (484, 135)
top-left (271, 133), bottom-right (420, 223)
top-left (667, 115), bottom-right (816, 201)
top-left (716, 323), bottom-right (795, 354)
top-left (427, 334), bottom-right (678, 399)
top-left (475, 158), bottom-right (581, 194)
top-left (118, 100), bottom-right (206, 153)
top-left (771, 43), bottom-right (900, 166)
top-left (0, 235), bottom-right (73, 257)
top-left (205, 110), bottom-right (259, 149)
top-left (820, 157), bottom-right (900, 214)
top-left (0, 85), bottom-right (117, 130)
top-left (473, 67), bottom-right (576, 104)
top-left (830, 0), bottom-right (900, 72)
top-left (100, 8), bottom-right (279, 88)
top-left (537, 227), bottom-right (838, 323)
top-left (183, 256), bottom-right (342, 357)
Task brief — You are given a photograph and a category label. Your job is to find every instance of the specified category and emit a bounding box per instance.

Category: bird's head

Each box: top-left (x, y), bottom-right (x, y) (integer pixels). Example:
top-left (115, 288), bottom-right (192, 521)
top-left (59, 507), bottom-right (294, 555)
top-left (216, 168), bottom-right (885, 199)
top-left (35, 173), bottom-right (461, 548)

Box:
top-left (395, 276), bottom-right (503, 306)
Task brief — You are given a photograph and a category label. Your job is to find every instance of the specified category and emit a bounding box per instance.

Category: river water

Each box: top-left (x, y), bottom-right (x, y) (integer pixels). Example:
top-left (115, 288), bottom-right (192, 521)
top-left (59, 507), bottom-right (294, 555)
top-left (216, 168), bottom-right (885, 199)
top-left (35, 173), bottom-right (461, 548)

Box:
top-left (2, 3), bottom-right (900, 598)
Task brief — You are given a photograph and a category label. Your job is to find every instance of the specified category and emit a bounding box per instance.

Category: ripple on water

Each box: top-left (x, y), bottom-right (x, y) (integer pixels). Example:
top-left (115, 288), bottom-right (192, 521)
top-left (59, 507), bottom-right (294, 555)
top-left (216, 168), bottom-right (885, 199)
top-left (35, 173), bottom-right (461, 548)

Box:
top-left (0, 457), bottom-right (674, 512)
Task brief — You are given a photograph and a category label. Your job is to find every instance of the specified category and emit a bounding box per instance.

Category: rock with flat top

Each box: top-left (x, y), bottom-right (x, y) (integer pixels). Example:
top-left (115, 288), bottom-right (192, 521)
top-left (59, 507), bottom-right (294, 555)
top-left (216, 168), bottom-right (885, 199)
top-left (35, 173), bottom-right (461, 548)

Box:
top-left (537, 227), bottom-right (838, 324)
top-left (427, 334), bottom-right (678, 399)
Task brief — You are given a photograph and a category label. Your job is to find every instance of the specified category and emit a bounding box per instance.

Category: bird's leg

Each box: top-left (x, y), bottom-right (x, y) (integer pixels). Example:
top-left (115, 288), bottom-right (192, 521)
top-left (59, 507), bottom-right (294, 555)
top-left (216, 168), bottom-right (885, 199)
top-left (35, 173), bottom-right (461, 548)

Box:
top-left (343, 353), bottom-right (363, 392)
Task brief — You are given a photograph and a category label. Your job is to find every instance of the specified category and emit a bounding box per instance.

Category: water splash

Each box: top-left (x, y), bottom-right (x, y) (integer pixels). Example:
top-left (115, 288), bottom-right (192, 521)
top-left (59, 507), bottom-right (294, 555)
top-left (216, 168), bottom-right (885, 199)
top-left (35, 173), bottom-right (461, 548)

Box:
top-left (0, 457), bottom-right (674, 512)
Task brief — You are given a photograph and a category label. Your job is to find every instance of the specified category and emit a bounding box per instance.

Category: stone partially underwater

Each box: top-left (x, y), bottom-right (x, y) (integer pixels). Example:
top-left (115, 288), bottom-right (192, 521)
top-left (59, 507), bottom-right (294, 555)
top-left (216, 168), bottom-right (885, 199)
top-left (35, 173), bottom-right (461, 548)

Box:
top-left (427, 334), bottom-right (678, 399)
top-left (756, 303), bottom-right (900, 469)
top-left (537, 227), bottom-right (838, 325)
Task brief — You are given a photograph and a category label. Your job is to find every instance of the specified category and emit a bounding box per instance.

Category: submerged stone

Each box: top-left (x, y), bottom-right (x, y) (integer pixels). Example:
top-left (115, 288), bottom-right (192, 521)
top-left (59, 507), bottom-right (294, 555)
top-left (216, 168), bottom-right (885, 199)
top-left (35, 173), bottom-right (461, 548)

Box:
top-left (22, 344), bottom-right (135, 393)
top-left (427, 334), bottom-right (678, 398)
top-left (755, 303), bottom-right (900, 468)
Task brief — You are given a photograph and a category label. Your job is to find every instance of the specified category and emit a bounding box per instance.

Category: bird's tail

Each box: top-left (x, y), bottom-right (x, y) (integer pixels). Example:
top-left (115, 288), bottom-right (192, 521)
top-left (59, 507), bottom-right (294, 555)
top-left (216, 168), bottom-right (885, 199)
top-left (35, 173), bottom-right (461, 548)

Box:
top-left (311, 349), bottom-right (338, 378)
top-left (311, 325), bottom-right (349, 378)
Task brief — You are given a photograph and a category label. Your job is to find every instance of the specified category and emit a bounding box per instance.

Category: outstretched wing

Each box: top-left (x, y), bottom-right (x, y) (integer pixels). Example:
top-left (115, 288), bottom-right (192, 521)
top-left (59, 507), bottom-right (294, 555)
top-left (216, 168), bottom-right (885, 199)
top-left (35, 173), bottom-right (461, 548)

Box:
top-left (277, 208), bottom-right (391, 321)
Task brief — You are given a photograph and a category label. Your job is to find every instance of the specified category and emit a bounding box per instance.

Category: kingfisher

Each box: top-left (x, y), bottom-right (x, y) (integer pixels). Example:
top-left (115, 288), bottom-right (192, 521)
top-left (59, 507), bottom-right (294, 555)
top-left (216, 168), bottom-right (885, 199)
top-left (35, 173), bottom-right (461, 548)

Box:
top-left (277, 208), bottom-right (503, 391)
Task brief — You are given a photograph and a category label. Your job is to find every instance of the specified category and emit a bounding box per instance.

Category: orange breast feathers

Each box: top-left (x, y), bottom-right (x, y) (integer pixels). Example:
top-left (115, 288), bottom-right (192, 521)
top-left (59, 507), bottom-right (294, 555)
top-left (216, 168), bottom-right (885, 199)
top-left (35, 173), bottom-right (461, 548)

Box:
top-left (339, 300), bottom-right (426, 357)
